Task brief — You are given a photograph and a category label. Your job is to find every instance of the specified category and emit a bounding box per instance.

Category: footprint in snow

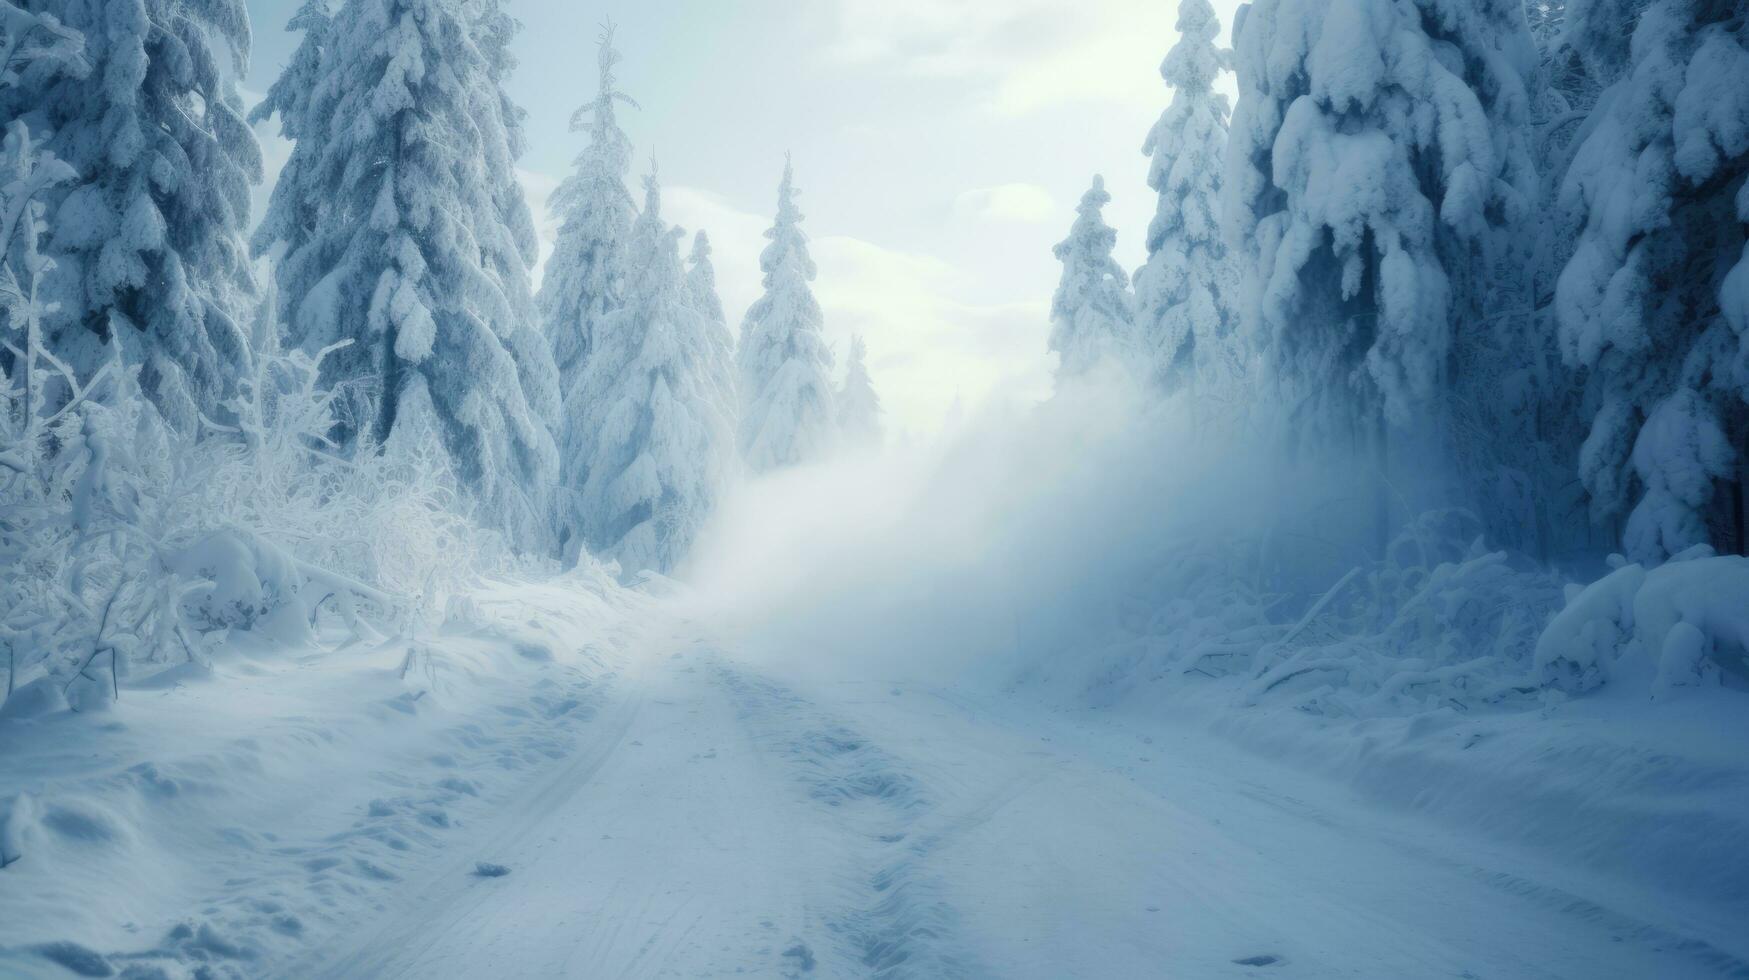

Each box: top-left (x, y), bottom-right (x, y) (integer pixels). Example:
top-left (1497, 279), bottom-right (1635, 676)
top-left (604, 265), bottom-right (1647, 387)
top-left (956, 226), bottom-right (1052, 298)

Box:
top-left (782, 942), bottom-right (816, 972)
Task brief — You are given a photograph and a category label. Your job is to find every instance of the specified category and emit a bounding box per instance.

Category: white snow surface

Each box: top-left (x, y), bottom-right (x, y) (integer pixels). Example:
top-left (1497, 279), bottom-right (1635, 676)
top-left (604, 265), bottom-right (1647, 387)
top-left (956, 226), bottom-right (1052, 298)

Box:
top-left (1, 564), bottom-right (1746, 978)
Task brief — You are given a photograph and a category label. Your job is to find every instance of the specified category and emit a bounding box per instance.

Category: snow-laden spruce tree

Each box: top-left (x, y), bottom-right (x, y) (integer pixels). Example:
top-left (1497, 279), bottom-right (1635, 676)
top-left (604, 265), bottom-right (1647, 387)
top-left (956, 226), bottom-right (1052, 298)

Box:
top-left (836, 333), bottom-right (883, 449)
top-left (248, 0), bottom-right (329, 155)
top-left (564, 168), bottom-right (736, 574)
top-left (0, 2), bottom-right (83, 90)
top-left (1227, 0), bottom-right (1537, 428)
top-left (737, 158), bottom-right (836, 472)
top-left (684, 230), bottom-right (738, 414)
top-left (541, 23), bottom-right (637, 388)
top-left (1050, 175), bottom-right (1134, 384)
top-left (1, 0), bottom-right (261, 433)
top-left (1554, 0), bottom-right (1749, 560)
top-left (248, 0), bottom-right (330, 381)
top-left (252, 0), bottom-right (560, 551)
top-left (1133, 0), bottom-right (1243, 402)
top-left (1225, 0), bottom-right (1538, 543)
top-left (470, 0), bottom-right (562, 465)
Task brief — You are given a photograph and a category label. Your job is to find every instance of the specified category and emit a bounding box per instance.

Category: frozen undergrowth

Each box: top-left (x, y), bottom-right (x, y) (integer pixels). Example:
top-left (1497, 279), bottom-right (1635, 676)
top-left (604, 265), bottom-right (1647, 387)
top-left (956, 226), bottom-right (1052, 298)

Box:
top-left (1026, 508), bottom-right (1746, 720)
top-left (1, 331), bottom-right (550, 721)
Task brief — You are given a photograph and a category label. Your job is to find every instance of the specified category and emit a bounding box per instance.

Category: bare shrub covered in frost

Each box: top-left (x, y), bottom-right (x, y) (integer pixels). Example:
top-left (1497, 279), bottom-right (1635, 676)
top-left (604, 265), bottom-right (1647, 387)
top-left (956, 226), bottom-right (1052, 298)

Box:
top-left (3, 210), bottom-right (520, 711)
top-left (1082, 507), bottom-right (1569, 719)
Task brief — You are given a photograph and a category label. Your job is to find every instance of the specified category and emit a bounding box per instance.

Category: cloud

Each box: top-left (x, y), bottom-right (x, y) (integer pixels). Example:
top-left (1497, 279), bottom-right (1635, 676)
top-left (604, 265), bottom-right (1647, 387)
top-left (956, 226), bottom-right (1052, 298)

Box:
top-left (824, 0), bottom-right (1181, 115)
top-left (667, 186), bottom-right (1052, 436)
top-left (950, 183), bottom-right (1057, 224)
top-left (810, 234), bottom-right (1051, 436)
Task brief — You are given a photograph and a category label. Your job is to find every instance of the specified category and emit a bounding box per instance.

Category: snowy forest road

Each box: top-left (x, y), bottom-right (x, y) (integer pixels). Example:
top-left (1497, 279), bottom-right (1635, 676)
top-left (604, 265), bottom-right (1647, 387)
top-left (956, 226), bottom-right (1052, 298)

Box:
top-left (289, 615), bottom-right (1742, 980)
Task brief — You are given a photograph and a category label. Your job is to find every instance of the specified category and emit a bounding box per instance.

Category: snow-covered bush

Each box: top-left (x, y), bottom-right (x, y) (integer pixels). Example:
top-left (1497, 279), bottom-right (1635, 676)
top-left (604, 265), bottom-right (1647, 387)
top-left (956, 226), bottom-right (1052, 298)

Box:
top-left (1079, 489), bottom-right (1748, 718)
top-left (1225, 512), bottom-right (1561, 716)
top-left (1536, 547), bottom-right (1749, 699)
top-left (1069, 503), bottom-right (1568, 719)
top-left (2, 340), bottom-right (377, 709)
top-left (1534, 559), bottom-right (1646, 694)
top-left (2, 297), bottom-right (511, 712)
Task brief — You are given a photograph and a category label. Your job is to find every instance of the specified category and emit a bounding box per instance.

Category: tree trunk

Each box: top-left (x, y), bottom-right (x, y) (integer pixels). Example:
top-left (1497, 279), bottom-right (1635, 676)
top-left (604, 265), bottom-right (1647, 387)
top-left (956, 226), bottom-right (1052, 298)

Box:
top-left (1375, 407), bottom-right (1390, 560)
top-left (1733, 463), bottom-right (1747, 557)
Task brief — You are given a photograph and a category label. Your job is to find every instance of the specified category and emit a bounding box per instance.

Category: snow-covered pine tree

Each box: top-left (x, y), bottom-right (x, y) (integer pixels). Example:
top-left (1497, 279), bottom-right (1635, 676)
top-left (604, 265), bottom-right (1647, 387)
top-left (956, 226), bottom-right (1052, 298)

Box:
top-left (1133, 0), bottom-right (1242, 402)
top-left (736, 158), bottom-right (836, 472)
top-left (836, 333), bottom-right (883, 449)
top-left (251, 0), bottom-right (559, 551)
top-left (1050, 175), bottom-right (1134, 384)
top-left (684, 230), bottom-right (738, 413)
top-left (1225, 0), bottom-right (1538, 541)
top-left (541, 22), bottom-right (637, 387)
top-left (685, 230), bottom-right (725, 329)
top-left (248, 0), bottom-right (329, 155)
top-left (248, 0), bottom-right (330, 372)
top-left (542, 24), bottom-right (638, 551)
top-left (0, 2), bottom-right (84, 89)
top-left (2, 0), bottom-right (262, 432)
top-left (1554, 0), bottom-right (1749, 560)
top-left (470, 0), bottom-right (561, 463)
top-left (1497, 0), bottom-right (1621, 562)
top-left (565, 167), bottom-right (735, 574)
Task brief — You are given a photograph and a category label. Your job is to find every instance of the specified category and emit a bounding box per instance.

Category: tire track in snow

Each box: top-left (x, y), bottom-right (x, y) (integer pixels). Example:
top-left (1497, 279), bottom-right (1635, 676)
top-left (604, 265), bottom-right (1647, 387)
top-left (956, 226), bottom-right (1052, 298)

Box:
top-left (1220, 779), bottom-right (1749, 977)
top-left (713, 662), bottom-right (994, 979)
top-left (293, 660), bottom-right (646, 980)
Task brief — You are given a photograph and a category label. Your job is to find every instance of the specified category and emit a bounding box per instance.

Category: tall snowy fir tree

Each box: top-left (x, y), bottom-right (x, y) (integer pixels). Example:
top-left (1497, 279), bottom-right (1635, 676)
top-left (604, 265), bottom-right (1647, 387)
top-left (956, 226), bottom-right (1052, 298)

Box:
top-left (836, 333), bottom-right (883, 449)
top-left (247, 0), bottom-right (329, 370)
top-left (473, 0), bottom-right (560, 454)
top-left (541, 25), bottom-right (637, 551)
top-left (247, 0), bottom-right (329, 181)
top-left (541, 23), bottom-right (637, 387)
top-left (684, 230), bottom-right (738, 413)
top-left (1554, 0), bottom-right (1749, 560)
top-left (1, 0), bottom-right (262, 432)
top-left (1133, 0), bottom-right (1242, 403)
top-left (251, 0), bottom-right (560, 551)
top-left (736, 158), bottom-right (836, 472)
top-left (1050, 175), bottom-right (1134, 384)
top-left (564, 168), bottom-right (735, 575)
top-left (1225, 0), bottom-right (1538, 544)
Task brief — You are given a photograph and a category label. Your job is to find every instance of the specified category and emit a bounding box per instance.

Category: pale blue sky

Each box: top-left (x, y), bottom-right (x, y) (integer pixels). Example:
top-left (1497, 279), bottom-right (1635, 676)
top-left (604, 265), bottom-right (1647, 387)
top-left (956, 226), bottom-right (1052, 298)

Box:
top-left (243, 0), bottom-right (1239, 434)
